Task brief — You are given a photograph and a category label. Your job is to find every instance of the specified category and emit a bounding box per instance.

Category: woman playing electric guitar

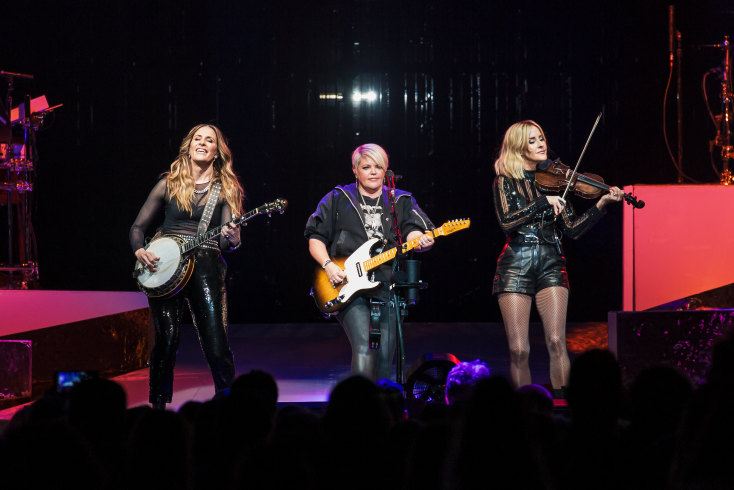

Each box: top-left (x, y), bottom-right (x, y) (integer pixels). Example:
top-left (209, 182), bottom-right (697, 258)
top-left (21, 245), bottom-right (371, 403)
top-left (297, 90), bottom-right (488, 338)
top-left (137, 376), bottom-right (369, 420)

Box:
top-left (304, 143), bottom-right (435, 381)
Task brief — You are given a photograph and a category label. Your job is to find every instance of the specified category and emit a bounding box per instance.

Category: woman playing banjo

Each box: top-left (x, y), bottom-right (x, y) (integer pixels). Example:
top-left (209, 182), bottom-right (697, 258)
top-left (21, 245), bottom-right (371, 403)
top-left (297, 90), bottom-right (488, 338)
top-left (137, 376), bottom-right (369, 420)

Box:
top-left (130, 123), bottom-right (244, 410)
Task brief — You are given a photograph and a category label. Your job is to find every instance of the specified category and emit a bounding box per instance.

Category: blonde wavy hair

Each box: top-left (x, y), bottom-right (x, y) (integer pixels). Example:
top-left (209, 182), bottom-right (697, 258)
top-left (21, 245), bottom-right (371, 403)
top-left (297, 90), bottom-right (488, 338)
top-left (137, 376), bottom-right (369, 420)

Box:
top-left (494, 120), bottom-right (546, 180)
top-left (167, 124), bottom-right (244, 216)
top-left (351, 143), bottom-right (389, 171)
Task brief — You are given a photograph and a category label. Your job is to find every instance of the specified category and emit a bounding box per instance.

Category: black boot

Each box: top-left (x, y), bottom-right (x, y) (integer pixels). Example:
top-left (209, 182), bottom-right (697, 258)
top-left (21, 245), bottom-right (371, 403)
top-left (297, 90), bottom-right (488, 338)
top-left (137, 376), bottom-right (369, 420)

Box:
top-left (552, 386), bottom-right (567, 400)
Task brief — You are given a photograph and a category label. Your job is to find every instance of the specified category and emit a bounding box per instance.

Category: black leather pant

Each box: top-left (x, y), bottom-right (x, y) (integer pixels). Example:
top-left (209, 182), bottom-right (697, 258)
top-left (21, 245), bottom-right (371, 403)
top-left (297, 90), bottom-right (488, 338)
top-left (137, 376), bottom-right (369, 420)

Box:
top-left (336, 293), bottom-right (397, 381)
top-left (147, 248), bottom-right (235, 404)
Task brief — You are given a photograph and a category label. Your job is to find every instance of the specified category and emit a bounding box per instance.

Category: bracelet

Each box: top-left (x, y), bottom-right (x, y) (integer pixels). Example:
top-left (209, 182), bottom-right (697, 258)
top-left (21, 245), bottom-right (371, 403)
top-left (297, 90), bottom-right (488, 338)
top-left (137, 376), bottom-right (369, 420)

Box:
top-left (322, 259), bottom-right (332, 269)
top-left (230, 241), bottom-right (242, 251)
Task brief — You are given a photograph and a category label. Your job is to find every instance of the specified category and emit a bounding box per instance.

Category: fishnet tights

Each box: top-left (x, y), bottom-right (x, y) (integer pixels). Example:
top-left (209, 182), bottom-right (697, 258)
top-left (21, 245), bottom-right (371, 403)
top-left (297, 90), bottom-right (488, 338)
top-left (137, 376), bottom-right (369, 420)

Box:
top-left (498, 286), bottom-right (570, 389)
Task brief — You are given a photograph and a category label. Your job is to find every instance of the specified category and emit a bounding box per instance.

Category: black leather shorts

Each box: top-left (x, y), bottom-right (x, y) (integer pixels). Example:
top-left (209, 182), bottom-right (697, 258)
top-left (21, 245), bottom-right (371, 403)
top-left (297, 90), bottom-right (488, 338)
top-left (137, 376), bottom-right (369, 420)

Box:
top-left (492, 242), bottom-right (569, 295)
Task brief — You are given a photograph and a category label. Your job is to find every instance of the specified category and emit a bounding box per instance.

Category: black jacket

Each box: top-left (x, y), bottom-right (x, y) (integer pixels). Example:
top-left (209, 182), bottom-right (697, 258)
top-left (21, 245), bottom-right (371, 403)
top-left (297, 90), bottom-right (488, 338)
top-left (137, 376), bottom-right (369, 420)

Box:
top-left (305, 183), bottom-right (434, 258)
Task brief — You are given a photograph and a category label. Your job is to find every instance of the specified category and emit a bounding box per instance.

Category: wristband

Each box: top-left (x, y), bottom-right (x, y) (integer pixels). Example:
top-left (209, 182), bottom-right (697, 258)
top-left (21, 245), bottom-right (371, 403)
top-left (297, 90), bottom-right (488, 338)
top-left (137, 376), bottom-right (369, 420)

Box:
top-left (322, 259), bottom-right (332, 269)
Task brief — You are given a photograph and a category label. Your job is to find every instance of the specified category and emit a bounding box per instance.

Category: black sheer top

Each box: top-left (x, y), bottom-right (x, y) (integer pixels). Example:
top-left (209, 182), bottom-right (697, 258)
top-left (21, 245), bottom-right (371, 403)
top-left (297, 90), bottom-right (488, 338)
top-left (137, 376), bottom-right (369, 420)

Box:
top-left (130, 178), bottom-right (235, 251)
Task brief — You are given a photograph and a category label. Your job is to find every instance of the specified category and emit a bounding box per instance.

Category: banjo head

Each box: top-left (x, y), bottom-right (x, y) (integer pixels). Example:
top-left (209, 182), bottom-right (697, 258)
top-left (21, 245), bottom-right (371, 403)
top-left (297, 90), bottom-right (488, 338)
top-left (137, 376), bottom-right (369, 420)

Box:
top-left (136, 236), bottom-right (185, 289)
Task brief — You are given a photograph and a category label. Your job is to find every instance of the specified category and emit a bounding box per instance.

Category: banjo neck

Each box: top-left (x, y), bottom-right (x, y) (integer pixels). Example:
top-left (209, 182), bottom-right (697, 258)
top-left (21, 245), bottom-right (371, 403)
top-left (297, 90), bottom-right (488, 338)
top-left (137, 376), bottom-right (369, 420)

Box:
top-left (179, 199), bottom-right (288, 255)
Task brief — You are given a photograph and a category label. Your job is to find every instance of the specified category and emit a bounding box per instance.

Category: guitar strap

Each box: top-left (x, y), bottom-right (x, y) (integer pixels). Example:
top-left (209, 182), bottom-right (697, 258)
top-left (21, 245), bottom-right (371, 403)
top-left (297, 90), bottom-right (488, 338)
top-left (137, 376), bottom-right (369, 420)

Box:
top-left (197, 182), bottom-right (222, 236)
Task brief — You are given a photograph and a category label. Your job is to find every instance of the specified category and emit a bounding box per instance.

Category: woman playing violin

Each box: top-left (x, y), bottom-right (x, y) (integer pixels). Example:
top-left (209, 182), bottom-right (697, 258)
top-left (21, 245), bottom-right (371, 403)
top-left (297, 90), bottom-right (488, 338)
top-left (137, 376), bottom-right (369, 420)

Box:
top-left (492, 120), bottom-right (622, 395)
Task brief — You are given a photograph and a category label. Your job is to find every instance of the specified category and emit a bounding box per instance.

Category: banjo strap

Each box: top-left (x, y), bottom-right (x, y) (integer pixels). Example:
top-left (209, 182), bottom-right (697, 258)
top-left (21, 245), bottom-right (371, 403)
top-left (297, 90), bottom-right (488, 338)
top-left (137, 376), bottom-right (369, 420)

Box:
top-left (197, 182), bottom-right (222, 235)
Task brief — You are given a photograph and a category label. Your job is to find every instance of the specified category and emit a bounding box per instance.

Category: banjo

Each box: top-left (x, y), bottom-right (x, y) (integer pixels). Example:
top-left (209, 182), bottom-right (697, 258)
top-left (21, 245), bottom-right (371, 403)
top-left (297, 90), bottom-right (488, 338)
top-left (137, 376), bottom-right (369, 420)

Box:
top-left (133, 198), bottom-right (287, 298)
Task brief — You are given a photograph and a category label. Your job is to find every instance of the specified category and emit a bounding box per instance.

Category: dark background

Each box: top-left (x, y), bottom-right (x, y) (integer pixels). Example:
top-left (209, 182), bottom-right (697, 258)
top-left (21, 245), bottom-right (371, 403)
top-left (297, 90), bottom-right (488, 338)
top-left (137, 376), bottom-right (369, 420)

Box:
top-left (3, 0), bottom-right (731, 323)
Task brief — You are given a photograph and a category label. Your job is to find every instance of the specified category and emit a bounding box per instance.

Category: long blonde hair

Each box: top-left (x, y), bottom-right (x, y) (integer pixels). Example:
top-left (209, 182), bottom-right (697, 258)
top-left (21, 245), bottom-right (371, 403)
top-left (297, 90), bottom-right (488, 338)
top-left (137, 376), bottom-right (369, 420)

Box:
top-left (494, 120), bottom-right (546, 180)
top-left (167, 124), bottom-right (244, 216)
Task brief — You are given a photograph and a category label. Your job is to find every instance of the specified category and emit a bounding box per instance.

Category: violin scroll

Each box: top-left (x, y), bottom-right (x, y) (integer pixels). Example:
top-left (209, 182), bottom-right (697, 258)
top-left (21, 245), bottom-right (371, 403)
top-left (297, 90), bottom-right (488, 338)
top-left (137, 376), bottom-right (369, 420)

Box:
top-left (623, 193), bottom-right (645, 209)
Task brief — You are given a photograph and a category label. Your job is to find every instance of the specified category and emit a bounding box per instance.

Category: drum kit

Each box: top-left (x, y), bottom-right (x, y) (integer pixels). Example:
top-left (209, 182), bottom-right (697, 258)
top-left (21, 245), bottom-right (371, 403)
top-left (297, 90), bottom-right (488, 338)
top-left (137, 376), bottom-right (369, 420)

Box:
top-left (0, 70), bottom-right (61, 288)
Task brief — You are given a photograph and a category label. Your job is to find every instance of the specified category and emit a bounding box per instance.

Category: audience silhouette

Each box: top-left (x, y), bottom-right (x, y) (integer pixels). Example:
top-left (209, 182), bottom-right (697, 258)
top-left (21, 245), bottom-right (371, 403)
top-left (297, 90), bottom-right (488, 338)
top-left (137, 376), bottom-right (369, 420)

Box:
top-left (2, 345), bottom-right (731, 490)
top-left (670, 334), bottom-right (734, 490)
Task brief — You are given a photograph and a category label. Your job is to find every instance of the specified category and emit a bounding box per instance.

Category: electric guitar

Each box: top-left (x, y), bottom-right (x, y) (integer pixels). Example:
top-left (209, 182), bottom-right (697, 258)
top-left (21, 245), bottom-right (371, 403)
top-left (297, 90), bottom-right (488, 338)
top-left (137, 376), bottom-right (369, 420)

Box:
top-left (311, 219), bottom-right (470, 313)
top-left (133, 198), bottom-right (288, 298)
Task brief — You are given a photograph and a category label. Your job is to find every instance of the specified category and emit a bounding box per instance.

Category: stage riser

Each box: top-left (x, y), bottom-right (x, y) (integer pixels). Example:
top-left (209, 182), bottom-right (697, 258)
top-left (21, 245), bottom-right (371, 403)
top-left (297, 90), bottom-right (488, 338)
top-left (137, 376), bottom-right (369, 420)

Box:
top-left (622, 185), bottom-right (734, 311)
top-left (0, 308), bottom-right (151, 400)
top-left (609, 309), bottom-right (734, 385)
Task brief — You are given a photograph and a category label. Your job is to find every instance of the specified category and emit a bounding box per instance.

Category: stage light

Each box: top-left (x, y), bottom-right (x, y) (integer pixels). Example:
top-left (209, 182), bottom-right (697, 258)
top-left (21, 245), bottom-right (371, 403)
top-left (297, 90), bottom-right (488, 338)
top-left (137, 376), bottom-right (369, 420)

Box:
top-left (318, 93), bottom-right (344, 100)
top-left (404, 352), bottom-right (460, 417)
top-left (352, 90), bottom-right (377, 103)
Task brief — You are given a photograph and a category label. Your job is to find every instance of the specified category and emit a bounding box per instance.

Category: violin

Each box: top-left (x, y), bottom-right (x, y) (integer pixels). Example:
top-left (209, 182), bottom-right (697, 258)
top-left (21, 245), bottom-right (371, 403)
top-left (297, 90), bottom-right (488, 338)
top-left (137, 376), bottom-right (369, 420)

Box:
top-left (534, 159), bottom-right (645, 209)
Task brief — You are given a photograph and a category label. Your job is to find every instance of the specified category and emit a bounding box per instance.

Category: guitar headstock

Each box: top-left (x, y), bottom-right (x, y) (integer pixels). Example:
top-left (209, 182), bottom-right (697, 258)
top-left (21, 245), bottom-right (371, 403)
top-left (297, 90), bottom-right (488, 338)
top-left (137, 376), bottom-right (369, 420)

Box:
top-left (436, 219), bottom-right (470, 235)
top-left (259, 198), bottom-right (288, 217)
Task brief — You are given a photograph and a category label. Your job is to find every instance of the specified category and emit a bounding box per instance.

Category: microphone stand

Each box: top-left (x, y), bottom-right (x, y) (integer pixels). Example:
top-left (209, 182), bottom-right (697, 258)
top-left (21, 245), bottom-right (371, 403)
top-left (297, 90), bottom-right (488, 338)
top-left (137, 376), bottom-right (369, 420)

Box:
top-left (385, 170), bottom-right (406, 384)
top-left (385, 169), bottom-right (421, 385)
top-left (718, 36), bottom-right (732, 184)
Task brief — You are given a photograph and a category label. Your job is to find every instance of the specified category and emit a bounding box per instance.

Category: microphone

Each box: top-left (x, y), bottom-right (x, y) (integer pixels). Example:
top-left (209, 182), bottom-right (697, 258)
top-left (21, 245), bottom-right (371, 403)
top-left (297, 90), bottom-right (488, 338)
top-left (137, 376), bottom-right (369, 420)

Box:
top-left (385, 170), bottom-right (396, 197)
top-left (538, 149), bottom-right (561, 171)
top-left (384, 170), bottom-right (403, 182)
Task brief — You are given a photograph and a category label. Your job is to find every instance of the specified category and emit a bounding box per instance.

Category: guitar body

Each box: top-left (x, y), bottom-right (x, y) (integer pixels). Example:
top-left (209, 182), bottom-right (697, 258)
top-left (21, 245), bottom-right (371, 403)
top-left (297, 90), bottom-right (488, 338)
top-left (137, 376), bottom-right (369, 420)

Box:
top-left (310, 219), bottom-right (471, 314)
top-left (134, 235), bottom-right (195, 298)
top-left (311, 238), bottom-right (383, 313)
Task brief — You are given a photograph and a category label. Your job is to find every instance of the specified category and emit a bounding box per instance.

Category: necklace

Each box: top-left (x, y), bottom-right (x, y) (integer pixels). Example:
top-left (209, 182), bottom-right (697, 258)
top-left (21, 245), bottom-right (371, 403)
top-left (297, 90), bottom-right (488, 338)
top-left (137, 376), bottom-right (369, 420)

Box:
top-left (359, 189), bottom-right (382, 207)
top-left (359, 191), bottom-right (385, 242)
top-left (359, 191), bottom-right (382, 221)
top-left (193, 182), bottom-right (211, 194)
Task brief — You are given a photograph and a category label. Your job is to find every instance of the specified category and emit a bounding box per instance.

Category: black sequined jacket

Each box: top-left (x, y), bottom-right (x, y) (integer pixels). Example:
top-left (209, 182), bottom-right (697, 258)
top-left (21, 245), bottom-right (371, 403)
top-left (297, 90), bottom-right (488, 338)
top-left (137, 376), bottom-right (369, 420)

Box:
top-left (493, 170), bottom-right (605, 245)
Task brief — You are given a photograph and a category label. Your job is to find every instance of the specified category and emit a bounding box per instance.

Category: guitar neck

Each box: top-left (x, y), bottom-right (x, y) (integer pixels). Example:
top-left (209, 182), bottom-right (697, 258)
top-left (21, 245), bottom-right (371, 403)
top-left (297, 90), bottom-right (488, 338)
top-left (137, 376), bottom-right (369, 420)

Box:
top-left (362, 227), bottom-right (443, 272)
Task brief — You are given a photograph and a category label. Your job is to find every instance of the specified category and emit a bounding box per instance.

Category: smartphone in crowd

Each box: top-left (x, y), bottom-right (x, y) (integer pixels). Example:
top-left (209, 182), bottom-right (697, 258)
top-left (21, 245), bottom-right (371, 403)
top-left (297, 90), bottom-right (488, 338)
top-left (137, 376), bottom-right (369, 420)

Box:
top-left (54, 370), bottom-right (99, 392)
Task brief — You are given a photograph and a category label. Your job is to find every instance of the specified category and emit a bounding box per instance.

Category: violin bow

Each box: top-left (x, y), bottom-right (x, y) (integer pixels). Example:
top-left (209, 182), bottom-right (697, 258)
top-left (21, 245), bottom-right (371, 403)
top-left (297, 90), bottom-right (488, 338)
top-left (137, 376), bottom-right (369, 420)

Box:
top-left (561, 112), bottom-right (603, 201)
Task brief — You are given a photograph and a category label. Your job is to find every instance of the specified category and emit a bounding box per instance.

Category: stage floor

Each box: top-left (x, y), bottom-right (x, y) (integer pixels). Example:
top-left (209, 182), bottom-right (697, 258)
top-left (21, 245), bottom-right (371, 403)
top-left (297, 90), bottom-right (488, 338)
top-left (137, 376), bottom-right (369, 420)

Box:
top-left (0, 320), bottom-right (606, 420)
